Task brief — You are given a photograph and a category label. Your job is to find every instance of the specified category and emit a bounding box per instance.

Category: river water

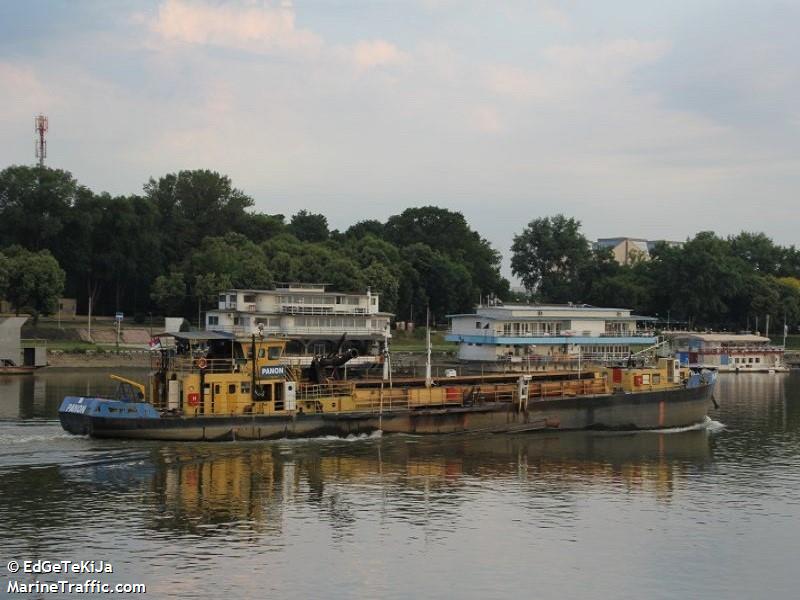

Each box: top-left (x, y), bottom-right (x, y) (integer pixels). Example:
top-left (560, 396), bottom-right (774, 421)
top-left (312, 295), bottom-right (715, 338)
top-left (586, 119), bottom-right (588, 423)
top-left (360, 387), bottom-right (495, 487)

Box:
top-left (0, 370), bottom-right (798, 599)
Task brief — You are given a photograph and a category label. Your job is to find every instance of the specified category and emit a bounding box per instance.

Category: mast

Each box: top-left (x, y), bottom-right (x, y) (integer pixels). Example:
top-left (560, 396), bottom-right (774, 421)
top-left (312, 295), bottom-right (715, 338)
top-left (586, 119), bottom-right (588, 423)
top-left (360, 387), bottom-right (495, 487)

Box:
top-left (382, 324), bottom-right (390, 381)
top-left (425, 307), bottom-right (432, 388)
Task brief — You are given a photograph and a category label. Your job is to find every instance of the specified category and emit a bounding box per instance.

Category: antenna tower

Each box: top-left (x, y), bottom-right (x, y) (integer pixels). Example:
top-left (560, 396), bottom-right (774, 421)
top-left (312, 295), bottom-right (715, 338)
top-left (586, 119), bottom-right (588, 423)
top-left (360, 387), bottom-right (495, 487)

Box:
top-left (34, 114), bottom-right (48, 167)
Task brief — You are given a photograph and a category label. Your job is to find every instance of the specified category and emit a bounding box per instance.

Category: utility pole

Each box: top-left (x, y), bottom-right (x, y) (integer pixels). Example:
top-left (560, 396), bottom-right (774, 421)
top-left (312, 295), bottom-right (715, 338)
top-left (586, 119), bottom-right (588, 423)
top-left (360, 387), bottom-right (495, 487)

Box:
top-left (87, 295), bottom-right (93, 342)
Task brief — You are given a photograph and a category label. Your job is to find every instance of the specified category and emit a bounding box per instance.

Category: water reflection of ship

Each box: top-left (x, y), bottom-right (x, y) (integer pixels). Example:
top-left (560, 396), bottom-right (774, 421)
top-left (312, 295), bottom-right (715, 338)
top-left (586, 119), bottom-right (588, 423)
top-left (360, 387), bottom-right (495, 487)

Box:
top-left (150, 447), bottom-right (285, 535)
top-left (138, 430), bottom-right (712, 534)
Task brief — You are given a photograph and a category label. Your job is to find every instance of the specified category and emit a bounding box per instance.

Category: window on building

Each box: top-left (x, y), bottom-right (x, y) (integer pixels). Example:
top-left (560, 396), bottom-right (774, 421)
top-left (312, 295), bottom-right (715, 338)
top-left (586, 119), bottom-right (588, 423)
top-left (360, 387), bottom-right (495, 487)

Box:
top-left (228, 384), bottom-right (236, 394)
top-left (268, 346), bottom-right (282, 360)
top-left (208, 316), bottom-right (219, 325)
top-left (243, 294), bottom-right (256, 303)
top-left (476, 321), bottom-right (481, 329)
top-left (241, 382), bottom-right (251, 394)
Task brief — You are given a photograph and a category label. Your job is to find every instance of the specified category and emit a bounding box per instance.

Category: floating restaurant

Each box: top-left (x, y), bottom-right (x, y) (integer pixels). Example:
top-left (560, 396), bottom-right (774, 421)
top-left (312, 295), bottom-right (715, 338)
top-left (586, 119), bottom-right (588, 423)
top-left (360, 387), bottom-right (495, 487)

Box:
top-left (446, 304), bottom-right (657, 364)
top-left (669, 332), bottom-right (788, 373)
top-left (205, 283), bottom-right (392, 362)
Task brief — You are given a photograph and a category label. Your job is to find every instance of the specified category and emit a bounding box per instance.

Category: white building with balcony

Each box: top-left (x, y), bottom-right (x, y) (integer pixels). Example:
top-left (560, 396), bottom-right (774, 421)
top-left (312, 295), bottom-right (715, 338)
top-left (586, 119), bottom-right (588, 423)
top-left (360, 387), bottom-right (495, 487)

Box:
top-left (205, 283), bottom-right (393, 358)
top-left (446, 304), bottom-right (657, 362)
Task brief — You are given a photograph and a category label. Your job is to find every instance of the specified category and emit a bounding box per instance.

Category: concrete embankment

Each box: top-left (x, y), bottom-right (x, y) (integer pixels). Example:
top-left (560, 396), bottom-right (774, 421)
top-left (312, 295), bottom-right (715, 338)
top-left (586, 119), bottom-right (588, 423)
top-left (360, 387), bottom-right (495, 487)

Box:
top-left (44, 350), bottom-right (151, 369)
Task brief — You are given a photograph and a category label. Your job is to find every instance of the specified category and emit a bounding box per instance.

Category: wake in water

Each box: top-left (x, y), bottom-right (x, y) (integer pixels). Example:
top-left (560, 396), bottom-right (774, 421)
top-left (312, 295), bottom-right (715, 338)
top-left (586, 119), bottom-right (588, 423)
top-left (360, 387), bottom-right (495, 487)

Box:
top-left (645, 416), bottom-right (726, 434)
top-left (277, 430), bottom-right (384, 444)
top-left (0, 422), bottom-right (75, 446)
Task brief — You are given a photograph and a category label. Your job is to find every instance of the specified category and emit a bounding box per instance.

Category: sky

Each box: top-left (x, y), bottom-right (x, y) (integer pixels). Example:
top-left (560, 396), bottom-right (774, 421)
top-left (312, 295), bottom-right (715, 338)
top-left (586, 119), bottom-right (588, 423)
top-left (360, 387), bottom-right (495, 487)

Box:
top-left (1, 0), bottom-right (799, 277)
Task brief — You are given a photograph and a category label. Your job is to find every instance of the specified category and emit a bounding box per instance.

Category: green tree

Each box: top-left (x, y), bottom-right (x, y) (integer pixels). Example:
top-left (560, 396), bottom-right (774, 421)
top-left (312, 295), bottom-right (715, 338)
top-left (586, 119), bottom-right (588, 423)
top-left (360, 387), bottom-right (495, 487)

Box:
top-left (150, 271), bottom-right (186, 316)
top-left (647, 233), bottom-right (746, 328)
top-left (0, 165), bottom-right (82, 254)
top-left (0, 252), bottom-right (9, 300)
top-left (144, 170), bottom-right (255, 267)
top-left (189, 233), bottom-right (273, 289)
top-left (193, 272), bottom-right (233, 327)
top-left (345, 219), bottom-right (384, 239)
top-left (3, 246), bottom-right (66, 323)
top-left (511, 215), bottom-right (591, 301)
top-left (362, 262), bottom-right (399, 314)
top-left (238, 213), bottom-right (286, 243)
top-left (289, 210), bottom-right (329, 242)
top-left (729, 232), bottom-right (783, 275)
top-left (385, 206), bottom-right (508, 301)
top-left (401, 243), bottom-right (473, 322)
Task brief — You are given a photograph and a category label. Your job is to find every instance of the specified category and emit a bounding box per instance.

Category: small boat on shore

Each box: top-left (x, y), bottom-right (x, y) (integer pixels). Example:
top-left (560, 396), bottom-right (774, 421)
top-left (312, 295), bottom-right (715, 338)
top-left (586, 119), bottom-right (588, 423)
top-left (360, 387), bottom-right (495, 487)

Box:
top-left (0, 359), bottom-right (36, 375)
top-left (59, 332), bottom-right (717, 441)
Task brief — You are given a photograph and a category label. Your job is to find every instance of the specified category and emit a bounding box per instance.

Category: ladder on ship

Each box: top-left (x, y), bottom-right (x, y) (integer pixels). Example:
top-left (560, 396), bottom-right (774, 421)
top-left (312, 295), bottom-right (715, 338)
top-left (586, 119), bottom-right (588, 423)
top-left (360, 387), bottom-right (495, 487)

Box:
top-left (630, 337), bottom-right (671, 362)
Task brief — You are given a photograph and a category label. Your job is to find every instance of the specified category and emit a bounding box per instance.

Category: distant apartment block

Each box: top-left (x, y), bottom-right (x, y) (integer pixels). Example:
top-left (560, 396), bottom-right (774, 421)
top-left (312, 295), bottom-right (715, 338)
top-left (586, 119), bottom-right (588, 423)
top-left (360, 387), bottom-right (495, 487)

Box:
top-left (594, 237), bottom-right (682, 265)
top-left (205, 283), bottom-right (393, 358)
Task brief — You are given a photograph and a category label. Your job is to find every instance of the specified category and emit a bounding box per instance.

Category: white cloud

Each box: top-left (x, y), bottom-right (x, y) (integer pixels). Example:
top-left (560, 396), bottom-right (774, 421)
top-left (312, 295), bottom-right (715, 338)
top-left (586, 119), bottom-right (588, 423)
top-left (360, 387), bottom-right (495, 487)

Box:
top-left (352, 40), bottom-right (408, 70)
top-left (0, 63), bottom-right (54, 121)
top-left (149, 0), bottom-right (323, 56)
top-left (486, 39), bottom-right (671, 102)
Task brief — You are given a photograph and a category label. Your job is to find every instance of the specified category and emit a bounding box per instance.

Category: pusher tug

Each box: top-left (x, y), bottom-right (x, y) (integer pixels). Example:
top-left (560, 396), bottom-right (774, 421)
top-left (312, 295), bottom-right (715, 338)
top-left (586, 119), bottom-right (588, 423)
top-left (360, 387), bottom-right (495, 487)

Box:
top-left (59, 331), bottom-right (717, 441)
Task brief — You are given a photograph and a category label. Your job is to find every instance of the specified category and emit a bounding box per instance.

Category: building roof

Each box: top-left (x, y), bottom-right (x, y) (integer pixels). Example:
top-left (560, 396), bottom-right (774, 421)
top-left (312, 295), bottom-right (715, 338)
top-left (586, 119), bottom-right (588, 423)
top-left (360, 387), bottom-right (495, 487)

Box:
top-left (449, 314), bottom-right (656, 322)
top-left (448, 303), bottom-right (645, 318)
top-left (224, 286), bottom-right (374, 296)
top-left (596, 237), bottom-right (649, 244)
top-left (475, 303), bottom-right (632, 312)
top-left (672, 333), bottom-right (770, 343)
top-left (156, 331), bottom-right (236, 341)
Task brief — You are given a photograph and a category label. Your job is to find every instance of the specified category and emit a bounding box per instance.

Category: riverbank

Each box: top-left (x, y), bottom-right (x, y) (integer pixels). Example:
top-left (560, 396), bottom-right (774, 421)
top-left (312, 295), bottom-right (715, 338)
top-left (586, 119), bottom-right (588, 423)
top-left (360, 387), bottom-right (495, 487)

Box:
top-left (43, 350), bottom-right (150, 369)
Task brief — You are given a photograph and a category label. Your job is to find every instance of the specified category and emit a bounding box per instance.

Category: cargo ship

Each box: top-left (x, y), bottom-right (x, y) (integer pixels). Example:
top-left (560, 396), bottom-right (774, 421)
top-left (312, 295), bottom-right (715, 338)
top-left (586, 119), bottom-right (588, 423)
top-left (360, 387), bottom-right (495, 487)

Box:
top-left (58, 332), bottom-right (717, 441)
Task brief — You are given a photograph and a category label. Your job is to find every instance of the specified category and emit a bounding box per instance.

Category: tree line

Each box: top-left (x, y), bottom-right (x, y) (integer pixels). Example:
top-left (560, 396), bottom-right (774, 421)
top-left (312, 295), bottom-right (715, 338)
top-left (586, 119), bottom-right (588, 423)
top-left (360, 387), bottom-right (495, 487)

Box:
top-left (0, 166), bottom-right (508, 324)
top-left (2, 164), bottom-right (799, 333)
top-left (511, 215), bottom-right (800, 332)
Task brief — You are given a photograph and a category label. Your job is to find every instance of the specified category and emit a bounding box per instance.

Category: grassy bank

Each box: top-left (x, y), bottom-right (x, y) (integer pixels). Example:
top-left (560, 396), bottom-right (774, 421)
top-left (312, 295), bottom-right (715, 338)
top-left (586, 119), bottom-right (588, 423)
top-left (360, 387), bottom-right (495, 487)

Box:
top-left (770, 334), bottom-right (800, 349)
top-left (389, 329), bottom-right (456, 353)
